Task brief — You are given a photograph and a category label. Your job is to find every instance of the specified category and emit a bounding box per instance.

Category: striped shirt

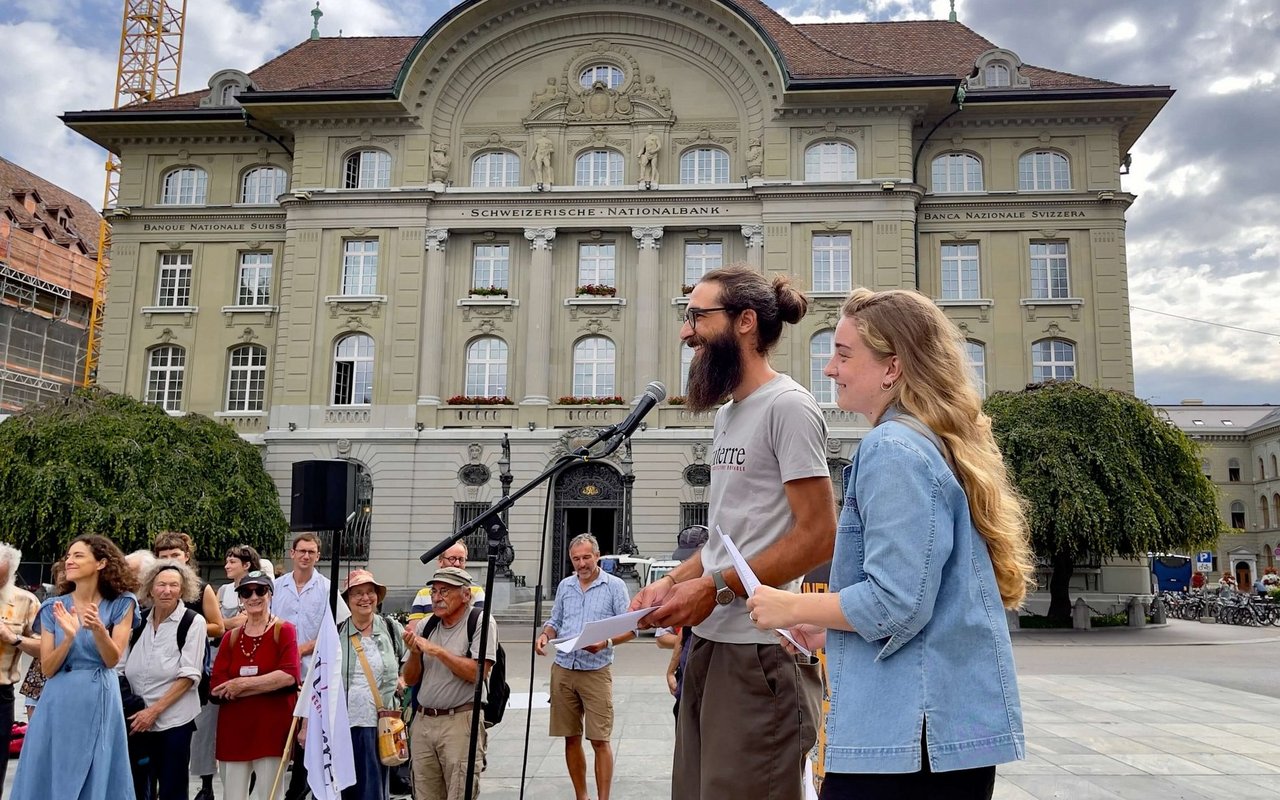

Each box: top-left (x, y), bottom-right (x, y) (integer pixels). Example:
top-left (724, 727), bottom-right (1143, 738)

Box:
top-left (546, 570), bottom-right (630, 672)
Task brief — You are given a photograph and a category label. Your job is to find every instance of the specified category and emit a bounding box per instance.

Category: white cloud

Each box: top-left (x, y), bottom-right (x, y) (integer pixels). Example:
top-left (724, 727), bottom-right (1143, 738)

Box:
top-left (1206, 71), bottom-right (1277, 95)
top-left (1091, 19), bottom-right (1138, 44)
top-left (776, 1), bottom-right (953, 24)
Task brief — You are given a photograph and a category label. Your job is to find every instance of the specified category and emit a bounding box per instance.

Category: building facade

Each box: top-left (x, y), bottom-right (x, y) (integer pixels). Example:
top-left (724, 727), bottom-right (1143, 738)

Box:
top-left (0, 158), bottom-right (102, 414)
top-left (1160, 403), bottom-right (1280, 588)
top-left (64, 0), bottom-right (1171, 599)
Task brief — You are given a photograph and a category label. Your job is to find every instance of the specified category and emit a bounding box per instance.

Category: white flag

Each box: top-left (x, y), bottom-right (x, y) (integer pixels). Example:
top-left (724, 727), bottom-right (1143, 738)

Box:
top-left (293, 605), bottom-right (356, 799)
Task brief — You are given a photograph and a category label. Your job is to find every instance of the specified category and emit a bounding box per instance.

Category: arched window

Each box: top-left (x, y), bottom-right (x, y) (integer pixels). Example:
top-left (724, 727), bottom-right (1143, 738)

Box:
top-left (679, 148), bottom-right (730, 184)
top-left (985, 63), bottom-right (1011, 87)
top-left (1261, 497), bottom-right (1272, 529)
top-left (680, 344), bottom-right (694, 395)
top-left (809, 331), bottom-right (836, 404)
top-left (1272, 454), bottom-right (1278, 478)
top-left (931, 153), bottom-right (984, 193)
top-left (1274, 493), bottom-right (1280, 527)
top-left (580, 64), bottom-right (624, 89)
top-left (343, 150), bottom-right (391, 189)
top-left (1019, 151), bottom-right (1070, 191)
top-left (1230, 500), bottom-right (1246, 529)
top-left (332, 334), bottom-right (375, 406)
top-left (804, 142), bottom-right (857, 181)
top-left (1031, 339), bottom-right (1075, 383)
top-left (572, 337), bottom-right (615, 398)
top-left (160, 167), bottom-right (208, 205)
top-left (575, 150), bottom-right (624, 186)
top-left (471, 151), bottom-right (521, 188)
top-left (965, 340), bottom-right (987, 398)
top-left (1228, 458), bottom-right (1241, 482)
top-left (145, 345), bottom-right (186, 411)
top-left (1262, 457), bottom-right (1268, 480)
top-left (465, 337), bottom-right (508, 398)
top-left (240, 166), bottom-right (288, 204)
top-left (226, 344), bottom-right (267, 412)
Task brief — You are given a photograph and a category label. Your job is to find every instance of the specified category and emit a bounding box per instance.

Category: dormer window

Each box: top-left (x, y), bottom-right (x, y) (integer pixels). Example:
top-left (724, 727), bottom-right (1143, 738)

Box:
top-left (579, 65), bottom-right (624, 89)
top-left (968, 49), bottom-right (1031, 90)
top-left (200, 68), bottom-right (255, 108)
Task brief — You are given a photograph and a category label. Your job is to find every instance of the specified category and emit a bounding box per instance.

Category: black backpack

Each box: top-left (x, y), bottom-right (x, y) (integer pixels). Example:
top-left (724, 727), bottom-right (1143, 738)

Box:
top-left (421, 607), bottom-right (509, 727)
top-left (129, 606), bottom-right (211, 705)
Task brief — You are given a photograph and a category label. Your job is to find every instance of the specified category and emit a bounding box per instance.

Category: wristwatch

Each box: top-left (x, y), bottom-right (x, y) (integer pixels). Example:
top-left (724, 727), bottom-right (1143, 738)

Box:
top-left (711, 570), bottom-right (736, 606)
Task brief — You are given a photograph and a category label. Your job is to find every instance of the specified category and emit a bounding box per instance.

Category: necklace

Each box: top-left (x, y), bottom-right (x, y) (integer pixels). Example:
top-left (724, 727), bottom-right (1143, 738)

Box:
top-left (239, 615), bottom-right (274, 661)
top-left (353, 617), bottom-right (374, 636)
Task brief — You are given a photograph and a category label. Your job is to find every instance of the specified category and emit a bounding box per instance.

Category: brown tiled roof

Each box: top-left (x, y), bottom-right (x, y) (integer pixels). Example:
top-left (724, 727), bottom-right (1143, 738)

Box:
top-left (0, 157), bottom-right (102, 257)
top-left (794, 20), bottom-right (1120, 87)
top-left (96, 5), bottom-right (1131, 113)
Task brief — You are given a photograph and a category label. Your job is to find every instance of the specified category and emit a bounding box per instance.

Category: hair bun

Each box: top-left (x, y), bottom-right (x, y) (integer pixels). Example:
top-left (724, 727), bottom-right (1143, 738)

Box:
top-left (771, 274), bottom-right (809, 324)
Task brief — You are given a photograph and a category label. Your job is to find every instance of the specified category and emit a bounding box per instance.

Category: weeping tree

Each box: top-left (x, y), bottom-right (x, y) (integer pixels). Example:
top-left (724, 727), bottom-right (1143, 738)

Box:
top-left (0, 389), bottom-right (286, 564)
top-left (985, 383), bottom-right (1222, 620)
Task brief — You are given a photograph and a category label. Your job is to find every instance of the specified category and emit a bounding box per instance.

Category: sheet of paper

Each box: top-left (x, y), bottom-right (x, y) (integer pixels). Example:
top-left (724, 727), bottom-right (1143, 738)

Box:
top-left (716, 525), bottom-right (812, 657)
top-left (551, 607), bottom-right (658, 653)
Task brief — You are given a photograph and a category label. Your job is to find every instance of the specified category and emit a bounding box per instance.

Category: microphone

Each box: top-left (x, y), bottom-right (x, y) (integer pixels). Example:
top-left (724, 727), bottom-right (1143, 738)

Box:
top-left (602, 381), bottom-right (666, 440)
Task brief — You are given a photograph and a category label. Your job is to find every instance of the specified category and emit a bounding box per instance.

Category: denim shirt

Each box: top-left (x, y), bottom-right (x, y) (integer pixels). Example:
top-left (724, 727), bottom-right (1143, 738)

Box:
top-left (825, 408), bottom-right (1024, 774)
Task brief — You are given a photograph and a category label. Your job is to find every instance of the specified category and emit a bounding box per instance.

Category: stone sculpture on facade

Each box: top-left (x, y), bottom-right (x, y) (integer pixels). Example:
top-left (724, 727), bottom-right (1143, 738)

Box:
top-left (533, 135), bottom-right (555, 186)
top-left (430, 143), bottom-right (451, 182)
top-left (745, 137), bottom-right (763, 178)
top-left (637, 129), bottom-right (661, 184)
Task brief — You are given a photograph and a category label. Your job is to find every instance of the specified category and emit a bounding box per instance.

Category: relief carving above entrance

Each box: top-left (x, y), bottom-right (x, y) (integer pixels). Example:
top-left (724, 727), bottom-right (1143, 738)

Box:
top-left (526, 40), bottom-right (676, 125)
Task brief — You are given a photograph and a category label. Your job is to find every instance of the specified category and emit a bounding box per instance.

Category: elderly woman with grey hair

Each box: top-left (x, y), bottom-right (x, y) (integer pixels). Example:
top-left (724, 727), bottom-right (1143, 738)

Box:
top-left (124, 559), bottom-right (207, 800)
top-left (0, 542), bottom-right (39, 788)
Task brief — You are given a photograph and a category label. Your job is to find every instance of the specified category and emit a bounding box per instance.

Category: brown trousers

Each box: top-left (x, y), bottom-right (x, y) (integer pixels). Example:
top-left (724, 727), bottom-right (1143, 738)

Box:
top-left (674, 634), bottom-right (822, 799)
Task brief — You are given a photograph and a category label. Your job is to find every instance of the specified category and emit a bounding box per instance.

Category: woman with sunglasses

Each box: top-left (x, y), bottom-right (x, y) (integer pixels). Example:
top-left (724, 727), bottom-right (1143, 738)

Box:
top-left (209, 571), bottom-right (301, 800)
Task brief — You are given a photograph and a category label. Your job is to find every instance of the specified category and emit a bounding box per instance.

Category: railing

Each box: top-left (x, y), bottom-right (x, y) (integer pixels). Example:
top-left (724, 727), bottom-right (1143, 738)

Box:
top-left (822, 408), bottom-right (867, 428)
top-left (0, 227), bottom-right (98, 298)
top-left (657, 406), bottom-right (715, 428)
top-left (439, 405), bottom-right (517, 428)
top-left (549, 405), bottom-right (628, 428)
top-left (324, 407), bottom-right (371, 424)
top-left (216, 412), bottom-right (265, 432)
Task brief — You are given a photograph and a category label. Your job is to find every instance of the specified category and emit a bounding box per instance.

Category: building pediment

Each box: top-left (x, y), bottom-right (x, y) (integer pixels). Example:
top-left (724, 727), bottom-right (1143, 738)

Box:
top-left (524, 40), bottom-right (675, 126)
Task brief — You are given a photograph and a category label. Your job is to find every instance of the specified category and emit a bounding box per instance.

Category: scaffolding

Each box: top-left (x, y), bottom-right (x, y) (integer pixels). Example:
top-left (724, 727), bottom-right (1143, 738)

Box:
top-left (83, 1), bottom-right (188, 386)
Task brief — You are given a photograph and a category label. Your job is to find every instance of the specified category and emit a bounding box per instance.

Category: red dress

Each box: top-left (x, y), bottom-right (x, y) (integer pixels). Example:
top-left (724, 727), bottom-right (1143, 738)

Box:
top-left (211, 618), bottom-right (302, 761)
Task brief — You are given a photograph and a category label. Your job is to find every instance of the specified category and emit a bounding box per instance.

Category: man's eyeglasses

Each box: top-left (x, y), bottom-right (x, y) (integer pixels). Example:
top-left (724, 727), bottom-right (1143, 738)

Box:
top-left (439, 555), bottom-right (467, 565)
top-left (236, 585), bottom-right (270, 598)
top-left (683, 306), bottom-right (730, 328)
top-left (429, 586), bottom-right (461, 596)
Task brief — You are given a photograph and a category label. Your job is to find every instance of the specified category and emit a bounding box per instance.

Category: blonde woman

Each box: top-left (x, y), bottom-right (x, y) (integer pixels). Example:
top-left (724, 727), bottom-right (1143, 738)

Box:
top-left (124, 559), bottom-right (206, 800)
top-left (749, 288), bottom-right (1034, 799)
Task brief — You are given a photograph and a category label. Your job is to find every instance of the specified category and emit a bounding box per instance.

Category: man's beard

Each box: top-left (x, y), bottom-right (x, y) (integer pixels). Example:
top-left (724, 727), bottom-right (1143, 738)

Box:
top-left (684, 329), bottom-right (744, 412)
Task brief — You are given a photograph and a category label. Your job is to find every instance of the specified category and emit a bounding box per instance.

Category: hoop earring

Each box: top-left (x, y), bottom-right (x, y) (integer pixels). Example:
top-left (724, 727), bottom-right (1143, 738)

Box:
top-left (880, 380), bottom-right (895, 392)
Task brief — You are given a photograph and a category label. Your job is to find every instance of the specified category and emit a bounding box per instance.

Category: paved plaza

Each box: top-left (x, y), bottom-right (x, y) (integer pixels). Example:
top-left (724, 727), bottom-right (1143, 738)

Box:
top-left (4, 619), bottom-right (1279, 799)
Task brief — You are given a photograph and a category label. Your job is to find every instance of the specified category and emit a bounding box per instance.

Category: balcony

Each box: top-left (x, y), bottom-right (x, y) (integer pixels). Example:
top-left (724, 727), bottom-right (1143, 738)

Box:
top-left (215, 411), bottom-right (266, 432)
top-left (324, 407), bottom-right (372, 425)
top-left (439, 405), bottom-right (517, 429)
top-left (550, 404), bottom-right (628, 429)
top-left (822, 408), bottom-right (867, 429)
top-left (658, 405), bottom-right (715, 428)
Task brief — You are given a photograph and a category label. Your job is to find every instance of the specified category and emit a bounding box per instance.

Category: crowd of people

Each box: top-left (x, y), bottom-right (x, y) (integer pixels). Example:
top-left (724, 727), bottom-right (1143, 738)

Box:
top-left (0, 267), bottom-right (1037, 800)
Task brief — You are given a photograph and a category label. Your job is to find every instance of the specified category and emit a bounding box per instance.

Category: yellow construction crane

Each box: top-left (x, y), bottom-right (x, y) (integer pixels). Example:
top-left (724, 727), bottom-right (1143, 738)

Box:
top-left (84, 1), bottom-right (188, 386)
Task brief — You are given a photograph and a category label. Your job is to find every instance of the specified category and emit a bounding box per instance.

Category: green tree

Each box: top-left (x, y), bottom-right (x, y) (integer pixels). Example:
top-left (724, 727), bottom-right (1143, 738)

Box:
top-left (985, 383), bottom-right (1222, 620)
top-left (0, 389), bottom-right (286, 564)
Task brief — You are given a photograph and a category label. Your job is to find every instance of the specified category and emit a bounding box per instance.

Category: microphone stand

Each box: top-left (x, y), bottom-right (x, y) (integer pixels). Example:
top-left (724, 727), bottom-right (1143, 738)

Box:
top-left (422, 434), bottom-right (627, 800)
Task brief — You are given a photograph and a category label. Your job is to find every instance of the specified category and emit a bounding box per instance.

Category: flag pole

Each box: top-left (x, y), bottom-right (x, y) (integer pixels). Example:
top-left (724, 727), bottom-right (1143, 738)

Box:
top-left (273, 655), bottom-right (318, 799)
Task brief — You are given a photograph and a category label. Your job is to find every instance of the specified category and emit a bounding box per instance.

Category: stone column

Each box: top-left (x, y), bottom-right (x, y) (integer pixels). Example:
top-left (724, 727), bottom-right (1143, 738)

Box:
top-left (522, 227), bottom-right (556, 405)
top-left (631, 225), bottom-right (664, 387)
top-left (417, 228), bottom-right (449, 406)
top-left (741, 224), bottom-right (764, 268)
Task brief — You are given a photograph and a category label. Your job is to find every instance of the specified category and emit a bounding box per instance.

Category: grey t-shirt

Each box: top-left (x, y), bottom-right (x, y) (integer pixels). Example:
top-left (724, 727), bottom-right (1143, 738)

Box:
top-left (693, 373), bottom-right (829, 644)
top-left (413, 610), bottom-right (499, 710)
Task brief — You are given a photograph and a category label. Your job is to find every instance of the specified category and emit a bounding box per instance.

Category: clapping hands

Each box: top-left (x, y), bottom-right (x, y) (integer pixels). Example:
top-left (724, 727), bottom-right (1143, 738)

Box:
top-left (52, 601), bottom-right (81, 638)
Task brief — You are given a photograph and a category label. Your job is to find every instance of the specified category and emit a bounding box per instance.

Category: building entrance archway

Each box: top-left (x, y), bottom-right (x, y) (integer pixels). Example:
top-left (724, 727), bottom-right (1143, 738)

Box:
top-left (552, 462), bottom-right (624, 590)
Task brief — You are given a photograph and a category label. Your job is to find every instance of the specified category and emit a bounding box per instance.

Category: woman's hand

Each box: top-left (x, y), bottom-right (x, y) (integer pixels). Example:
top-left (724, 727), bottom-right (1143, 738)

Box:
top-left (52, 601), bottom-right (80, 638)
top-left (128, 705), bottom-right (161, 734)
top-left (213, 677), bottom-right (245, 701)
top-left (746, 585), bottom-right (799, 630)
top-left (782, 624), bottom-right (827, 656)
top-left (82, 603), bottom-right (106, 635)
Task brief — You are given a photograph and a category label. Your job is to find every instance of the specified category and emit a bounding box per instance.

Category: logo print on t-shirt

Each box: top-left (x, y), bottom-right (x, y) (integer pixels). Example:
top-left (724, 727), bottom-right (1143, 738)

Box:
top-left (711, 446), bottom-right (748, 472)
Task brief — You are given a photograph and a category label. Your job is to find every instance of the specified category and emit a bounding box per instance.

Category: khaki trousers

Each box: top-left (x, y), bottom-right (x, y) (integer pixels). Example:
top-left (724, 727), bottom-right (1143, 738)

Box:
top-left (410, 710), bottom-right (486, 800)
top-left (674, 635), bottom-right (822, 800)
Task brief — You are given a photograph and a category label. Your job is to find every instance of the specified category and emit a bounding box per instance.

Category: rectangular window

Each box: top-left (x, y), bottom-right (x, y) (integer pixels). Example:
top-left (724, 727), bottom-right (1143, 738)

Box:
top-left (471, 244), bottom-right (510, 290)
top-left (1030, 241), bottom-right (1069, 299)
top-left (812, 234), bottom-right (851, 293)
top-left (156, 253), bottom-right (193, 307)
top-left (1229, 466), bottom-right (1241, 482)
top-left (236, 252), bottom-right (272, 306)
top-left (453, 501), bottom-right (491, 556)
top-left (680, 502), bottom-right (709, 531)
top-left (683, 241), bottom-right (722, 285)
top-left (1231, 511), bottom-right (1245, 528)
top-left (940, 243), bottom-right (980, 300)
top-left (226, 347), bottom-right (267, 412)
top-left (342, 239), bottom-right (378, 296)
top-left (577, 243), bottom-right (616, 287)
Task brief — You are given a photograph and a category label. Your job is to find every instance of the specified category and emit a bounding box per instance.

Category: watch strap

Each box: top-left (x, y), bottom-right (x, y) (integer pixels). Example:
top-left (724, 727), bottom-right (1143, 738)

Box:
top-left (711, 570), bottom-right (727, 593)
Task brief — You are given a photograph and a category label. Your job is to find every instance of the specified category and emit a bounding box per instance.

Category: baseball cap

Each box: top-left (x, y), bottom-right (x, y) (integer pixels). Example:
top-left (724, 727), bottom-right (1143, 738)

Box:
top-left (430, 566), bottom-right (474, 588)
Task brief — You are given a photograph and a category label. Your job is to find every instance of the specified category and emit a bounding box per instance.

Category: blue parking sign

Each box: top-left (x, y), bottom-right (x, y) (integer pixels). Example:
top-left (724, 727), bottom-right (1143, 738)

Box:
top-left (1195, 551), bottom-right (1213, 572)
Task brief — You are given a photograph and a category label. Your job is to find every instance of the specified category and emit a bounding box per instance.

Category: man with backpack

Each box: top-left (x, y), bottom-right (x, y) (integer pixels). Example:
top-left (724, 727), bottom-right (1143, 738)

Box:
top-left (401, 566), bottom-right (500, 800)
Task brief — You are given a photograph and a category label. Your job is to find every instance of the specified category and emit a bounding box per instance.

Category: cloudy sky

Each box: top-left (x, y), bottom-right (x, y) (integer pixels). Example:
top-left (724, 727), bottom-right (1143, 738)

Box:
top-left (2, 0), bottom-right (1276, 405)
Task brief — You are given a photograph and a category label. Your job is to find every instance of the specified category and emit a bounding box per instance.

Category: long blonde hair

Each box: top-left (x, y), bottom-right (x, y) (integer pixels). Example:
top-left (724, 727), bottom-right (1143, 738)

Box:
top-left (842, 288), bottom-right (1035, 608)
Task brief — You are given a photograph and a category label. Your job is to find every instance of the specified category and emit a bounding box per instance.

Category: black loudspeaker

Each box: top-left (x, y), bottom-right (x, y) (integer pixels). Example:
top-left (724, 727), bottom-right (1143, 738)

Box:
top-left (290, 460), bottom-right (357, 532)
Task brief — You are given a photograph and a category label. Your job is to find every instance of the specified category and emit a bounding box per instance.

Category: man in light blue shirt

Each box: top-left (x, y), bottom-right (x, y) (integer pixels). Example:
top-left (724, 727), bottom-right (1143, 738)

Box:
top-left (535, 534), bottom-right (632, 800)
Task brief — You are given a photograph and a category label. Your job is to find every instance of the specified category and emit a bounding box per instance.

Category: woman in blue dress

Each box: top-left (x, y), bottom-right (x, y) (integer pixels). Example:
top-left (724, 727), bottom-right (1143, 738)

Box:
top-left (11, 534), bottom-right (140, 800)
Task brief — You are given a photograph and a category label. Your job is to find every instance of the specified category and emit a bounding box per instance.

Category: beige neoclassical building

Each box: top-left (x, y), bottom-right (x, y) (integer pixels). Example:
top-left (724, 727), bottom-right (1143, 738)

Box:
top-left (64, 0), bottom-right (1172, 601)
